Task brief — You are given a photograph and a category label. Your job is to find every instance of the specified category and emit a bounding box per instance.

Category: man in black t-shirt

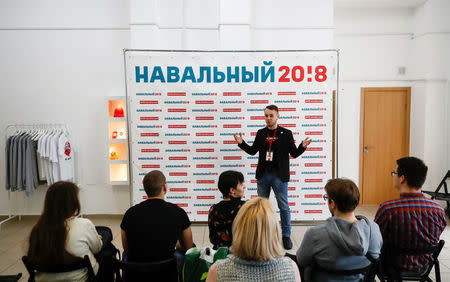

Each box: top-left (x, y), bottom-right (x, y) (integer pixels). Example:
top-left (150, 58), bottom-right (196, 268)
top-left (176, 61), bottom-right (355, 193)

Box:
top-left (120, 170), bottom-right (193, 268)
top-left (234, 105), bottom-right (311, 250)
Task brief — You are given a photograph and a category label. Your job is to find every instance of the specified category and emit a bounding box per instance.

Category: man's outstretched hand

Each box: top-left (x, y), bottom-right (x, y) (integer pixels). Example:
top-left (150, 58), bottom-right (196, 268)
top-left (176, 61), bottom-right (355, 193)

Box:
top-left (233, 133), bottom-right (243, 144)
top-left (302, 137), bottom-right (312, 148)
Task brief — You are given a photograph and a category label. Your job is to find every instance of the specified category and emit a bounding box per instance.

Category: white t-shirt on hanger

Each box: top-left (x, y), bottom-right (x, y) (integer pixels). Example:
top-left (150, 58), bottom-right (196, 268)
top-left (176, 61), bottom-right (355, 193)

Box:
top-left (49, 133), bottom-right (62, 183)
top-left (39, 133), bottom-right (51, 184)
top-left (36, 134), bottom-right (47, 181)
top-left (57, 133), bottom-right (74, 181)
top-left (44, 133), bottom-right (55, 185)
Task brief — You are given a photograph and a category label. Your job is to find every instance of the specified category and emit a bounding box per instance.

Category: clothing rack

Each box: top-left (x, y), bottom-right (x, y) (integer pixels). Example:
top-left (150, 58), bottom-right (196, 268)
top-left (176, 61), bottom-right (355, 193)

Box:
top-left (1, 123), bottom-right (70, 230)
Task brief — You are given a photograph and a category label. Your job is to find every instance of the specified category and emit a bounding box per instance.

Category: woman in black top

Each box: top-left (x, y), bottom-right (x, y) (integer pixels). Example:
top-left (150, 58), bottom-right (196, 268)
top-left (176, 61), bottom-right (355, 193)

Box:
top-left (208, 170), bottom-right (246, 250)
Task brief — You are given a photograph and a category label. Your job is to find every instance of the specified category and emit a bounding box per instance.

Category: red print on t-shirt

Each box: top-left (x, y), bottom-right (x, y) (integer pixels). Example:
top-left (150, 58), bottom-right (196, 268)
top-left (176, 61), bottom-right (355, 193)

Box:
top-left (65, 142), bottom-right (71, 156)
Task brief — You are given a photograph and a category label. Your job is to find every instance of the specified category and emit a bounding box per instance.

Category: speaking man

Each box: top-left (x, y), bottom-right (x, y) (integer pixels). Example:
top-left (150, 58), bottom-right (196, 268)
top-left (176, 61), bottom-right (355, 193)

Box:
top-left (233, 104), bottom-right (311, 249)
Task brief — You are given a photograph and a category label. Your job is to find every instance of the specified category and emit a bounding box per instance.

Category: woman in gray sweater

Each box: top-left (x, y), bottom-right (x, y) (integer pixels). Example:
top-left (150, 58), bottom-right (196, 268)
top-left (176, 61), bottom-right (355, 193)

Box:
top-left (207, 197), bottom-right (300, 282)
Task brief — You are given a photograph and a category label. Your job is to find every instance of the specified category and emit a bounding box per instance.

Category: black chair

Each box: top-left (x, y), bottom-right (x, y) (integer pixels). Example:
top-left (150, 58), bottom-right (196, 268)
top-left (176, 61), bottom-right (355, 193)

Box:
top-left (22, 255), bottom-right (96, 282)
top-left (0, 273), bottom-right (22, 282)
top-left (300, 254), bottom-right (379, 282)
top-left (423, 170), bottom-right (450, 218)
top-left (113, 257), bottom-right (179, 282)
top-left (378, 240), bottom-right (445, 282)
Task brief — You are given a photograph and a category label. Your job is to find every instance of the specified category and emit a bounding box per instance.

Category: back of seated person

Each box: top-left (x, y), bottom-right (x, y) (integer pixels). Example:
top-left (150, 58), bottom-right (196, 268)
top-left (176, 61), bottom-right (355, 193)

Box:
top-left (120, 170), bottom-right (193, 262)
top-left (296, 178), bottom-right (383, 282)
top-left (27, 181), bottom-right (103, 282)
top-left (207, 197), bottom-right (301, 282)
top-left (208, 170), bottom-right (246, 250)
top-left (375, 157), bottom-right (447, 272)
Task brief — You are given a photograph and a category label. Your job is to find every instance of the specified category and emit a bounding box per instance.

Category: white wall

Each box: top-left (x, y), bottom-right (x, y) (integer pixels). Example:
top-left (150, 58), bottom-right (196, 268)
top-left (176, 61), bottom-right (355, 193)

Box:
top-left (0, 0), bottom-right (448, 215)
top-left (334, 1), bottom-right (450, 191)
top-left (0, 0), bottom-right (335, 215)
top-left (0, 0), bottom-right (131, 215)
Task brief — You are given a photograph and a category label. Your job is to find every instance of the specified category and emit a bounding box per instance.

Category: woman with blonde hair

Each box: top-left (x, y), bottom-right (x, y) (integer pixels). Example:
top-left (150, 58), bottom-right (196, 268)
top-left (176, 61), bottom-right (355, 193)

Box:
top-left (206, 197), bottom-right (301, 282)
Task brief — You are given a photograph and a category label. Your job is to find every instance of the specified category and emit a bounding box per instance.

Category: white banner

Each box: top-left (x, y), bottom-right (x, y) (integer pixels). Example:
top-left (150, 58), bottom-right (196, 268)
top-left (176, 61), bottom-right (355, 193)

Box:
top-left (124, 50), bottom-right (338, 221)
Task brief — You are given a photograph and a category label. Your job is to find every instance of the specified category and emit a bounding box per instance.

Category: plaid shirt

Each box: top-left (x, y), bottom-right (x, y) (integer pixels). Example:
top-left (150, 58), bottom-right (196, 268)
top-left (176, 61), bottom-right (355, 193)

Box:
top-left (375, 192), bottom-right (446, 270)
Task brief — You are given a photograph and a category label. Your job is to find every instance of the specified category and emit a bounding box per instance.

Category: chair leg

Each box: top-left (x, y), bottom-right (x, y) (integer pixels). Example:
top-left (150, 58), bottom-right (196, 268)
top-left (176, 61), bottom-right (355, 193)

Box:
top-left (435, 260), bottom-right (441, 282)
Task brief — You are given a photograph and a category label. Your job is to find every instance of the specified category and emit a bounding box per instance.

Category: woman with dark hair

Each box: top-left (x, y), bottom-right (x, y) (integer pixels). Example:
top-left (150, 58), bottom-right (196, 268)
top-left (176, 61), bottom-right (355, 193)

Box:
top-left (208, 170), bottom-right (246, 250)
top-left (27, 181), bottom-right (103, 281)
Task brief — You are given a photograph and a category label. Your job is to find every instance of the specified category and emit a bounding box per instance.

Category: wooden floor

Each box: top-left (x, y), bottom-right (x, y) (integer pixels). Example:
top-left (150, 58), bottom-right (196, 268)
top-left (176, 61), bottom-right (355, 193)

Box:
top-left (1, 206), bottom-right (450, 281)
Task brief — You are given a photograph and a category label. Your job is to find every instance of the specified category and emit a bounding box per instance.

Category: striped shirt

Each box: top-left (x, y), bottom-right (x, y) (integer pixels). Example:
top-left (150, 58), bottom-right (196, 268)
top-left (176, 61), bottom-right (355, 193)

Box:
top-left (375, 192), bottom-right (446, 270)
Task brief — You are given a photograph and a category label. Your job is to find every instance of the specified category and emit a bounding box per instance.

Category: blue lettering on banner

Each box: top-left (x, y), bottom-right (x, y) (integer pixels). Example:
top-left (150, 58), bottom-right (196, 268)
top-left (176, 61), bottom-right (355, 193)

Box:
top-left (135, 62), bottom-right (277, 84)
top-left (167, 196), bottom-right (187, 199)
top-left (302, 91), bottom-right (321, 95)
top-left (247, 92), bottom-right (266, 95)
top-left (193, 188), bottom-right (212, 191)
top-left (302, 187), bottom-right (322, 190)
top-left (136, 92), bottom-right (156, 96)
top-left (192, 109), bottom-right (214, 112)
top-left (167, 181), bottom-right (185, 183)
top-left (302, 156), bottom-right (320, 158)
top-left (194, 204), bottom-right (212, 207)
top-left (192, 93), bottom-right (211, 96)
top-left (193, 141), bottom-right (214, 144)
top-left (221, 165), bottom-right (239, 167)
top-left (220, 117), bottom-right (240, 120)
top-left (150, 66), bottom-right (165, 82)
top-left (302, 124), bottom-right (321, 127)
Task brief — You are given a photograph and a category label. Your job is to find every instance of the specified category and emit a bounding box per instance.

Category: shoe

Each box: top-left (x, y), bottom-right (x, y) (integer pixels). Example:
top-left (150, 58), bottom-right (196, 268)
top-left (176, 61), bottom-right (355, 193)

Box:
top-left (282, 236), bottom-right (293, 250)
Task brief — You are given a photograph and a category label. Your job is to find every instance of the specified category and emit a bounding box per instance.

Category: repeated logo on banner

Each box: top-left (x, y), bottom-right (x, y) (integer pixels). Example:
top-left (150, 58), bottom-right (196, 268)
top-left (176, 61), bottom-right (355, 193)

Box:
top-left (124, 51), bottom-right (338, 221)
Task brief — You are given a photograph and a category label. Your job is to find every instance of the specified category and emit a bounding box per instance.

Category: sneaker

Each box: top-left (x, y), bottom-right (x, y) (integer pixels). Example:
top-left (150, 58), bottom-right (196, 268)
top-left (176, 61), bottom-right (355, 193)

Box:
top-left (282, 236), bottom-right (293, 250)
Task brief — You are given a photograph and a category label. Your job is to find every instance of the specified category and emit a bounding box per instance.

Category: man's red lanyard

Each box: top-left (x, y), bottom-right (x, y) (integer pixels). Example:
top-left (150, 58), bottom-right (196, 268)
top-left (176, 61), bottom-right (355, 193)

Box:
top-left (267, 128), bottom-right (277, 157)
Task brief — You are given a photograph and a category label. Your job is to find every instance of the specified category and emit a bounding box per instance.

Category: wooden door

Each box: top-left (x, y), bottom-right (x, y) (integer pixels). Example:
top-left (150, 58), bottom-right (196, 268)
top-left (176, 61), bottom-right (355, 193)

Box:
top-left (359, 87), bottom-right (411, 205)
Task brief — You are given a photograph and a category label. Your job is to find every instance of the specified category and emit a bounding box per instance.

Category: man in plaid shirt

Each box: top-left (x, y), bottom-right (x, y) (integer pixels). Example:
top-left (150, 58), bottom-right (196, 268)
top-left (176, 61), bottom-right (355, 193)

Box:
top-left (375, 157), bottom-right (446, 272)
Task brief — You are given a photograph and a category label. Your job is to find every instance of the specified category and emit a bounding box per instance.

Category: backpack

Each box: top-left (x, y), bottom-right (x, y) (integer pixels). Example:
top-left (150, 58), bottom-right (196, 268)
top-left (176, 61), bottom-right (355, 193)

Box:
top-left (94, 226), bottom-right (121, 282)
top-left (182, 247), bottom-right (228, 282)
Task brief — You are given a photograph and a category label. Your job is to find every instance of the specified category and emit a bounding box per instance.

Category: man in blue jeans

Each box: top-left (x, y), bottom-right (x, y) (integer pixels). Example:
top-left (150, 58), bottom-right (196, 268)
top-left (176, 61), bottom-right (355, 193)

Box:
top-left (234, 104), bottom-right (311, 249)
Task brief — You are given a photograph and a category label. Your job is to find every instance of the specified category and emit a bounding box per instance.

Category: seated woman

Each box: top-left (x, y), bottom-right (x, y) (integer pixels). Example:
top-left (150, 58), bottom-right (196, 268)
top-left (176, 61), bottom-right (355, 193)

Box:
top-left (27, 181), bottom-right (103, 281)
top-left (208, 170), bottom-right (246, 250)
top-left (206, 197), bottom-right (301, 282)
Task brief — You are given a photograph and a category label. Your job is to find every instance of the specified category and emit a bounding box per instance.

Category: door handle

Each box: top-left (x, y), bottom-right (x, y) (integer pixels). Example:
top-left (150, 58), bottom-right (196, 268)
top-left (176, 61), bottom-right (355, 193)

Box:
top-left (364, 146), bottom-right (374, 150)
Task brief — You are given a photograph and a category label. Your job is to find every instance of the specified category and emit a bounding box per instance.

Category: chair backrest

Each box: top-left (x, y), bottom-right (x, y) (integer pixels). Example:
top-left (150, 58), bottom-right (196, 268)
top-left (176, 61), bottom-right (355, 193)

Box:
top-left (0, 273), bottom-right (22, 282)
top-left (308, 254), bottom-right (379, 282)
top-left (380, 240), bottom-right (445, 281)
top-left (22, 255), bottom-right (96, 282)
top-left (114, 257), bottom-right (178, 282)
